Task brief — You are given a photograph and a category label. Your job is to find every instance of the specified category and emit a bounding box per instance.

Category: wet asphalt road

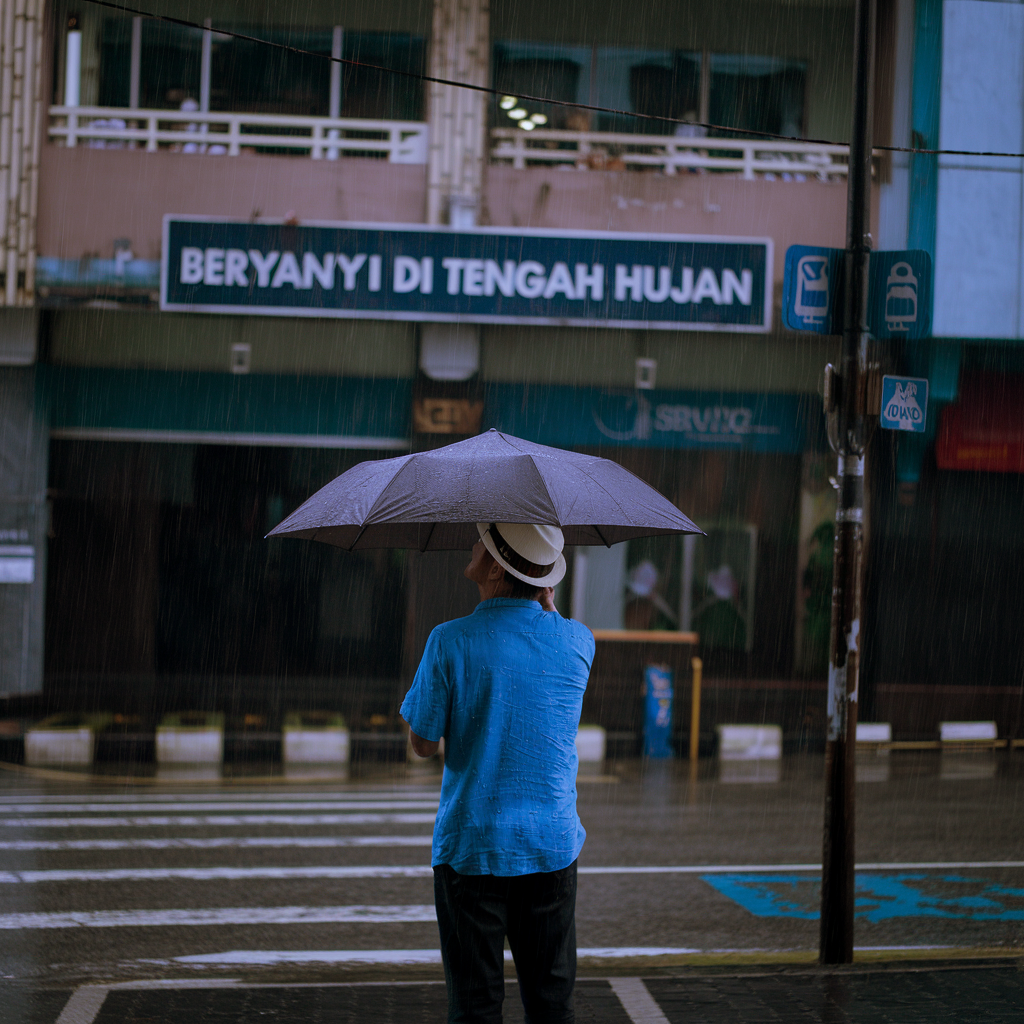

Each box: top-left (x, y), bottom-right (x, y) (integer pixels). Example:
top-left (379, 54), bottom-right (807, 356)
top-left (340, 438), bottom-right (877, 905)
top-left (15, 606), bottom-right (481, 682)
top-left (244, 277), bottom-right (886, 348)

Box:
top-left (0, 752), bottom-right (1022, 1021)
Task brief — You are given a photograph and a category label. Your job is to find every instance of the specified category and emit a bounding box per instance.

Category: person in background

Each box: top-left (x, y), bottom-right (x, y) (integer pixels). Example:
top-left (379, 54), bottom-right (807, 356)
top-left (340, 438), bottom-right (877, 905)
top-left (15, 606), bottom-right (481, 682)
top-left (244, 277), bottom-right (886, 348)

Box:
top-left (401, 522), bottom-right (595, 1024)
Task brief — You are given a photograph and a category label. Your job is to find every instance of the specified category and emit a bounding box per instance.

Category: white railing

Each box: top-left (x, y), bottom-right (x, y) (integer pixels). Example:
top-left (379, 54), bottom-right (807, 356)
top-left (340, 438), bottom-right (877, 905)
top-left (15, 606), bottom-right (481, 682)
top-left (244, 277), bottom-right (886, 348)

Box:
top-left (491, 127), bottom-right (853, 181)
top-left (48, 106), bottom-right (428, 163)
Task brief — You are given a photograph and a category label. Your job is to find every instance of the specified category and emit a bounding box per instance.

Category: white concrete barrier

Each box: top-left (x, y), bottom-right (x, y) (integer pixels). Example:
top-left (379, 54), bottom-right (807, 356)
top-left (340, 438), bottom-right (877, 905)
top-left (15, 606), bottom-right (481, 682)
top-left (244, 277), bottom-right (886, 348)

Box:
top-left (156, 713), bottom-right (224, 764)
top-left (856, 722), bottom-right (892, 743)
top-left (940, 721), bottom-right (997, 743)
top-left (717, 724), bottom-right (782, 761)
top-left (283, 712), bottom-right (349, 764)
top-left (576, 725), bottom-right (607, 762)
top-left (24, 714), bottom-right (110, 766)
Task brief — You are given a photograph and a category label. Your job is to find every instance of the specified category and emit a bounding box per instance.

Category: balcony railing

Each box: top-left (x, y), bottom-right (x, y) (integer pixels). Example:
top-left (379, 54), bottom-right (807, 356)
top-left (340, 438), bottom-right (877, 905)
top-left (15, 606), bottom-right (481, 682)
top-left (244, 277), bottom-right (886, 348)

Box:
top-left (48, 106), bottom-right (428, 163)
top-left (491, 127), bottom-right (852, 181)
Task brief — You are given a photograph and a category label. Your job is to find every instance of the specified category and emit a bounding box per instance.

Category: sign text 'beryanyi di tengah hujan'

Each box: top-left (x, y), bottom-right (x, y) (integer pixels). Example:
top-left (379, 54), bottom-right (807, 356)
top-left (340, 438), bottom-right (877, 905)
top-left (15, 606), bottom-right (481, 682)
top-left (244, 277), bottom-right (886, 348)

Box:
top-left (161, 218), bottom-right (773, 332)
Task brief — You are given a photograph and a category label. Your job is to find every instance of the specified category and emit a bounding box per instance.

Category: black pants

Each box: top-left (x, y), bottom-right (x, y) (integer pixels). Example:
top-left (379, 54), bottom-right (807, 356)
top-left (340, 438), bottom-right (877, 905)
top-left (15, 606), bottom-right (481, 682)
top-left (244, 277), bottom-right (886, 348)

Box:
top-left (433, 860), bottom-right (577, 1024)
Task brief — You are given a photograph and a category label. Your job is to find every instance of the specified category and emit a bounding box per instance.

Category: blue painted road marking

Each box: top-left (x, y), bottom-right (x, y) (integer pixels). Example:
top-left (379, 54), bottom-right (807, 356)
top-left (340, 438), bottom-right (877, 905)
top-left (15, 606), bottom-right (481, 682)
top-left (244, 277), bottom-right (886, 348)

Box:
top-left (702, 872), bottom-right (1024, 922)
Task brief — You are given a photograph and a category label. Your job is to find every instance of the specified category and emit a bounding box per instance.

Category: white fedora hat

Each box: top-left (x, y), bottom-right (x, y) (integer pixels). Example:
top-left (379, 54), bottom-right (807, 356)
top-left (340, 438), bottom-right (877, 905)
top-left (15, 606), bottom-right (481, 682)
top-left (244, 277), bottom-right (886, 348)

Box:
top-left (477, 522), bottom-right (566, 588)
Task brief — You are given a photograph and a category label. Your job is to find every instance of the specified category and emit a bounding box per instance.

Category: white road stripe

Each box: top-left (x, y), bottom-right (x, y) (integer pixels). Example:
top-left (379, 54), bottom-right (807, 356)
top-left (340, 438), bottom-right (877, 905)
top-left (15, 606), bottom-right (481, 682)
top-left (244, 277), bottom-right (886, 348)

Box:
top-left (0, 859), bottom-right (1018, 878)
top-left (0, 790), bottom-right (440, 804)
top-left (174, 947), bottom-right (701, 966)
top-left (0, 813), bottom-right (437, 828)
top-left (0, 865), bottom-right (434, 883)
top-left (54, 985), bottom-right (109, 1024)
top-left (582, 861), bottom-right (1024, 873)
top-left (0, 904), bottom-right (437, 930)
top-left (2, 801), bottom-right (438, 814)
top-left (609, 978), bottom-right (671, 1024)
top-left (0, 835), bottom-right (433, 851)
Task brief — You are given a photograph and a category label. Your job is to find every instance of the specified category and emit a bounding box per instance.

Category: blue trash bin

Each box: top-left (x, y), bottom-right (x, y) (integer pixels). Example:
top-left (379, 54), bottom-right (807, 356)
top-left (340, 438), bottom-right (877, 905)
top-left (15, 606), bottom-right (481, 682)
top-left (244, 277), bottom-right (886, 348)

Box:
top-left (643, 664), bottom-right (674, 758)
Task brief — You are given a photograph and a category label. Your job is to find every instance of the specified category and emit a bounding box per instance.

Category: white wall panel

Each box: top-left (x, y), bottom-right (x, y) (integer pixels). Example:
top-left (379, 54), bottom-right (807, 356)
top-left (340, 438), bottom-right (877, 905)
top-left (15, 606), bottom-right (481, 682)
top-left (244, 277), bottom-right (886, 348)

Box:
top-left (933, 1), bottom-right (1024, 338)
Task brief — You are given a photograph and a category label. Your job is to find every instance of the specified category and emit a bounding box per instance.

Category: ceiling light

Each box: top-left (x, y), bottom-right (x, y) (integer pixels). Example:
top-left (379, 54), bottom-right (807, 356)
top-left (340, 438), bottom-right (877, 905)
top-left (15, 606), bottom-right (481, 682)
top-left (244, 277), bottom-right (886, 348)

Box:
top-left (508, 107), bottom-right (527, 120)
top-left (521, 120), bottom-right (535, 130)
top-left (499, 96), bottom-right (517, 110)
top-left (529, 113), bottom-right (548, 125)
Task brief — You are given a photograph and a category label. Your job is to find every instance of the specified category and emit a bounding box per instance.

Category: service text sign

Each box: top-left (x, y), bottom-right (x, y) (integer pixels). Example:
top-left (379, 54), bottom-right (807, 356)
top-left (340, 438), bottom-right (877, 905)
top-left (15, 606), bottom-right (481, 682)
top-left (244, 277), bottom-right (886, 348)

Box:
top-left (161, 218), bottom-right (772, 332)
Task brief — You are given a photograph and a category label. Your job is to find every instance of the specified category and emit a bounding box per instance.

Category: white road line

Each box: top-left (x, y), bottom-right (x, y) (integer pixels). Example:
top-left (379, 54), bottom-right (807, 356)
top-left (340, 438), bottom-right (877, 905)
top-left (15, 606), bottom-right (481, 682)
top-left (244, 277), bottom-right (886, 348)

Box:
top-left (0, 865), bottom-right (434, 883)
top-left (582, 861), bottom-right (1024, 873)
top-left (174, 947), bottom-right (702, 966)
top-left (609, 978), bottom-right (671, 1024)
top-left (54, 985), bottom-right (109, 1024)
top-left (0, 835), bottom-right (433, 851)
top-left (0, 859), bottom-right (1017, 877)
top-left (1, 800), bottom-right (438, 814)
top-left (0, 904), bottom-right (437, 929)
top-left (0, 791), bottom-right (440, 804)
top-left (0, 813), bottom-right (437, 827)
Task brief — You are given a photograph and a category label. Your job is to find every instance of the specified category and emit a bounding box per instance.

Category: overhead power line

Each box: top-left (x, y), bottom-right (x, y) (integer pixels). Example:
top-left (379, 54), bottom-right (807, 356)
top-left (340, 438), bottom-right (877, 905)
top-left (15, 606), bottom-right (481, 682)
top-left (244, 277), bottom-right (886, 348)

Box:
top-left (84, 0), bottom-right (1024, 161)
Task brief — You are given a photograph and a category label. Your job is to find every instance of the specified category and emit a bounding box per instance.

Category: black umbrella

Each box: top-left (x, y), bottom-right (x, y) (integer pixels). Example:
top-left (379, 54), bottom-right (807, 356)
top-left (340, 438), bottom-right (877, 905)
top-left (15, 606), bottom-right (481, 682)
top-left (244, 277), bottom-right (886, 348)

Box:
top-left (267, 429), bottom-right (701, 550)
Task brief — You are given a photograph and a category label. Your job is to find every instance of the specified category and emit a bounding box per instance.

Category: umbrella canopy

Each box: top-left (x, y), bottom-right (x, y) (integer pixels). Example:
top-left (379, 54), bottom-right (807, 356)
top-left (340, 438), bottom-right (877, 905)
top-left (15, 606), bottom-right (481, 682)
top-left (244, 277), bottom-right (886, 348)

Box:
top-left (267, 429), bottom-right (701, 550)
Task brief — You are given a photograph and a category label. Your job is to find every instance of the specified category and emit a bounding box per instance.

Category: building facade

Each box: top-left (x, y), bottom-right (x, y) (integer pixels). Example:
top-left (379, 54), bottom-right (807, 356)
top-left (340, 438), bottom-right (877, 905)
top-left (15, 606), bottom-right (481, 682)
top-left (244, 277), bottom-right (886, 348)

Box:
top-left (0, 0), bottom-right (1018, 750)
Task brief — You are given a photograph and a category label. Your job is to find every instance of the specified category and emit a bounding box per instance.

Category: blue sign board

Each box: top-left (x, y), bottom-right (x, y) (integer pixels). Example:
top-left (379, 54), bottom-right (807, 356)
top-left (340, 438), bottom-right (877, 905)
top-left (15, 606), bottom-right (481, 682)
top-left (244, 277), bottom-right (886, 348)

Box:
top-left (782, 245), bottom-right (843, 334)
top-left (643, 665), bottom-right (674, 758)
top-left (868, 250), bottom-right (932, 340)
top-left (484, 383), bottom-right (812, 453)
top-left (783, 245), bottom-right (932, 339)
top-left (162, 217), bottom-right (773, 332)
top-left (880, 374), bottom-right (928, 432)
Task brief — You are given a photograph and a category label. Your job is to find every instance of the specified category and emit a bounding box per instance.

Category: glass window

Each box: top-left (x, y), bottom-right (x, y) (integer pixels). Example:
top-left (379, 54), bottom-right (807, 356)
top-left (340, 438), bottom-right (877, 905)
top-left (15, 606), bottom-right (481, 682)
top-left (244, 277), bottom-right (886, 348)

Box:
top-left (139, 21), bottom-right (204, 110)
top-left (96, 22), bottom-right (425, 120)
top-left (593, 48), bottom-right (700, 135)
top-left (492, 41), bottom-right (591, 130)
top-left (709, 54), bottom-right (806, 138)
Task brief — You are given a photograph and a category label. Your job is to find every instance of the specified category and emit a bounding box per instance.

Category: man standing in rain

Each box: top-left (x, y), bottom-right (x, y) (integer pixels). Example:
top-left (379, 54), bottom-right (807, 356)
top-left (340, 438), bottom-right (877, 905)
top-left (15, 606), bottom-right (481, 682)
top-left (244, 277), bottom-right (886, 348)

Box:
top-left (401, 521), bottom-right (595, 1024)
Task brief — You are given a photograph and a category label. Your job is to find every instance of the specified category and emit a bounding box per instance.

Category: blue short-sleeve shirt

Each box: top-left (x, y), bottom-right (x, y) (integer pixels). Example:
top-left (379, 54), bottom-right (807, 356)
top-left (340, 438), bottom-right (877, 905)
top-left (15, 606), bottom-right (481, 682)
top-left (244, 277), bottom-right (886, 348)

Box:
top-left (400, 598), bottom-right (595, 877)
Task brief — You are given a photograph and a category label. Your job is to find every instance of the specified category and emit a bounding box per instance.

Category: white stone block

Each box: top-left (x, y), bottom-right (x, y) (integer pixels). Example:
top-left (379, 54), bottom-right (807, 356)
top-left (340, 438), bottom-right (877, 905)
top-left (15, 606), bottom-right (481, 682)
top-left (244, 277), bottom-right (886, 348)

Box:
top-left (717, 724), bottom-right (782, 761)
top-left (856, 723), bottom-right (892, 743)
top-left (283, 728), bottom-right (350, 764)
top-left (940, 721), bottom-right (997, 742)
top-left (156, 727), bottom-right (223, 764)
top-left (25, 727), bottom-right (94, 765)
top-left (576, 725), bottom-right (606, 762)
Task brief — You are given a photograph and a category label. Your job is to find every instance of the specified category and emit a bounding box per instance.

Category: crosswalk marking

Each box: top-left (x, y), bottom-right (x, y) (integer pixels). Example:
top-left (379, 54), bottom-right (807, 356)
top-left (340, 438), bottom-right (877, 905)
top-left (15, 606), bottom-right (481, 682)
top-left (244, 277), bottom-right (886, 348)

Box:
top-left (609, 978), bottom-right (672, 1024)
top-left (0, 800), bottom-right (438, 814)
top-left (0, 835), bottom-right (433, 851)
top-left (0, 813), bottom-right (437, 827)
top-left (173, 947), bottom-right (702, 965)
top-left (0, 790), bottom-right (441, 805)
top-left (0, 865), bottom-right (434, 883)
top-left (0, 904), bottom-right (438, 930)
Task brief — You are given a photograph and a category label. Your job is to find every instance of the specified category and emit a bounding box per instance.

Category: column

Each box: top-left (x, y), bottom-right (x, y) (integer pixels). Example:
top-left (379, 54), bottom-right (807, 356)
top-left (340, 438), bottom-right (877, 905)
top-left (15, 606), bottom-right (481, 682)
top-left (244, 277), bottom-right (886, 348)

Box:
top-left (426, 0), bottom-right (490, 226)
top-left (0, 314), bottom-right (47, 696)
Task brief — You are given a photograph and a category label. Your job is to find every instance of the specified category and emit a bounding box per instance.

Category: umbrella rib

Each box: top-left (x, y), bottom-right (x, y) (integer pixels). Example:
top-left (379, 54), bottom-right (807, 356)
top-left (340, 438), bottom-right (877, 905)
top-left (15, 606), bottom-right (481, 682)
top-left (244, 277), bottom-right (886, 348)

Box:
top-left (348, 524), bottom-right (368, 552)
top-left (594, 525), bottom-right (612, 548)
top-left (419, 521), bottom-right (437, 553)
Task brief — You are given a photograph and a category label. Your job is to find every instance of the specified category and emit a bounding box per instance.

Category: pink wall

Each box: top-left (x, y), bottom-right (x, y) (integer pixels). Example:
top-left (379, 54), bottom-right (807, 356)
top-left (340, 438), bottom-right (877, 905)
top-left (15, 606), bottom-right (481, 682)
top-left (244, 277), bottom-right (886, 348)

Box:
top-left (37, 148), bottom-right (429, 261)
top-left (39, 146), bottom-right (875, 287)
top-left (483, 165), bottom-right (875, 284)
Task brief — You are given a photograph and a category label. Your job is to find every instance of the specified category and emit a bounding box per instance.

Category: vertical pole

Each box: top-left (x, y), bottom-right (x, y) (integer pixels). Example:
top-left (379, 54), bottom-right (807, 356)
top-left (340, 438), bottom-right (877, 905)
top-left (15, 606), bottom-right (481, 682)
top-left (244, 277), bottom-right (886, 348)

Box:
top-left (820, 0), bottom-right (875, 966)
top-left (64, 28), bottom-right (81, 106)
top-left (689, 656), bottom-right (702, 784)
top-left (327, 26), bottom-right (342, 160)
top-left (128, 16), bottom-right (141, 109)
top-left (329, 26), bottom-right (343, 118)
top-left (199, 17), bottom-right (211, 151)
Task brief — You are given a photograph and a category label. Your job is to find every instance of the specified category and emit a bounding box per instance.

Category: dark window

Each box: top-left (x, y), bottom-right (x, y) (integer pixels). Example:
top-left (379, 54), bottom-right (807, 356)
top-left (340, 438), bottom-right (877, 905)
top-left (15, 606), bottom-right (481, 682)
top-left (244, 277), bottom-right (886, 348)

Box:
top-left (709, 55), bottom-right (806, 138)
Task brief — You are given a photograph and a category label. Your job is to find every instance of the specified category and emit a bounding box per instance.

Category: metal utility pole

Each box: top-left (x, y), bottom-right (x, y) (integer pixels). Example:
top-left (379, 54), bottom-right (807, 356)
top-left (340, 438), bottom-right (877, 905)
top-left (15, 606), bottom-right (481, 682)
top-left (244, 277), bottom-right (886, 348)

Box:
top-left (820, 0), bottom-right (876, 965)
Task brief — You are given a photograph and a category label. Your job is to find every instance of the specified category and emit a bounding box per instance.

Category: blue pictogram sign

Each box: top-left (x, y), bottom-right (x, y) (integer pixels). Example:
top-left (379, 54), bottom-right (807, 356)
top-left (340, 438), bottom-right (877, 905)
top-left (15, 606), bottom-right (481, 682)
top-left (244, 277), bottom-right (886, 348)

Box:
top-left (782, 246), bottom-right (932, 339)
top-left (880, 375), bottom-right (928, 432)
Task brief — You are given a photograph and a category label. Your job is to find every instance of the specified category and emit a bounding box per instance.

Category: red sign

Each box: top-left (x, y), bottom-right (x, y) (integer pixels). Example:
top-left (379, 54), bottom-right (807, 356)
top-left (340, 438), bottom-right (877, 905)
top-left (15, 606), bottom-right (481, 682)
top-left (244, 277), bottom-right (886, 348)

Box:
top-left (936, 373), bottom-right (1024, 473)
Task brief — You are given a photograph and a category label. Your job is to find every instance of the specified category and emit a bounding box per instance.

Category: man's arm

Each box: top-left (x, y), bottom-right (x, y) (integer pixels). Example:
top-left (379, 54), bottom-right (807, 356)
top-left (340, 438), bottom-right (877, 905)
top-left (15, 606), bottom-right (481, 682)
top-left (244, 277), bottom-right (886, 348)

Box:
top-left (407, 725), bottom-right (440, 758)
